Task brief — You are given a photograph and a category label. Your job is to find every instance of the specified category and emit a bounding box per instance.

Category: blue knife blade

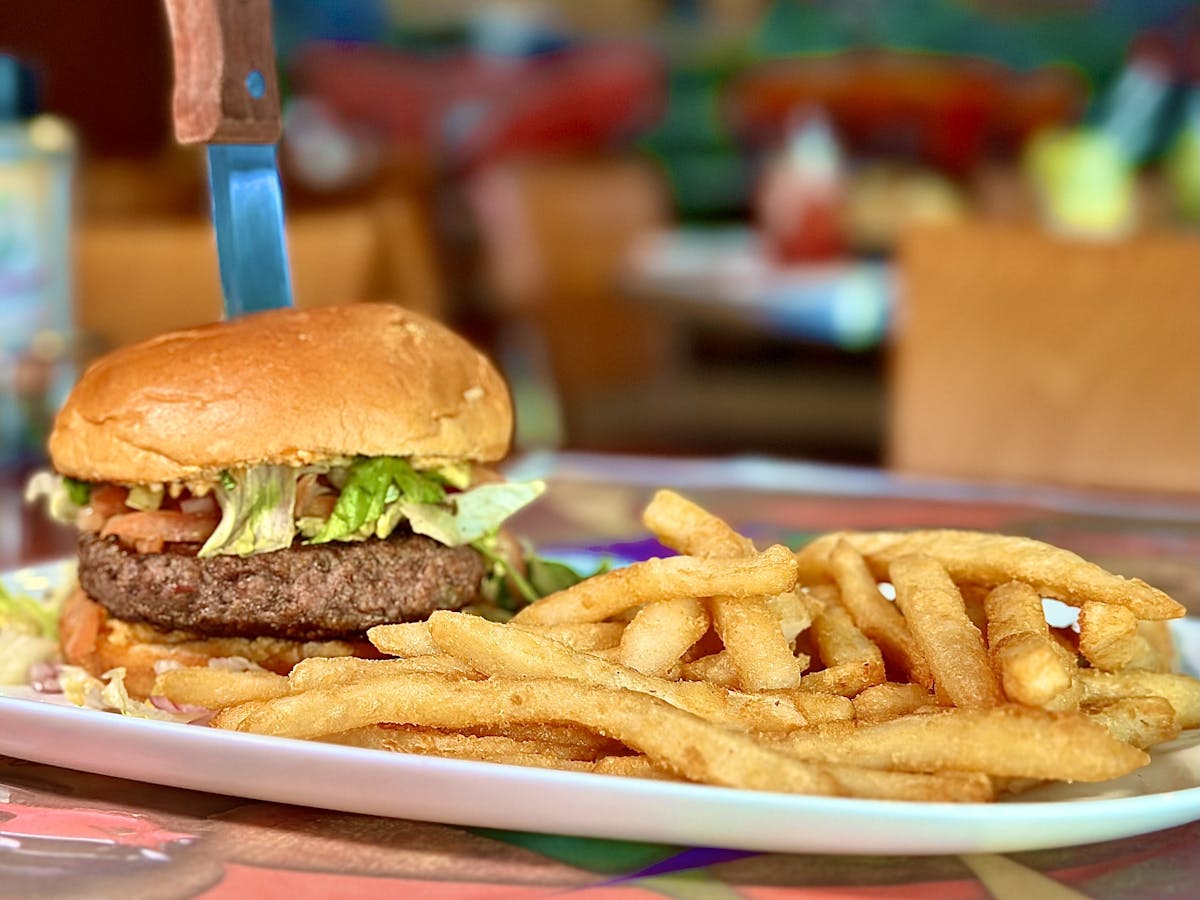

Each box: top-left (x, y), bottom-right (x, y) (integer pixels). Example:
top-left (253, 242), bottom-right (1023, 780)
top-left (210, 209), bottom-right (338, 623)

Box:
top-left (206, 142), bottom-right (293, 316)
top-left (164, 0), bottom-right (293, 318)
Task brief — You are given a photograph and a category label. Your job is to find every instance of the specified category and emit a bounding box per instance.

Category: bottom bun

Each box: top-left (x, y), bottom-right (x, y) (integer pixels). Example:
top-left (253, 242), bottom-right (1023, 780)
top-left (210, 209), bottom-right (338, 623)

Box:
top-left (59, 587), bottom-right (381, 699)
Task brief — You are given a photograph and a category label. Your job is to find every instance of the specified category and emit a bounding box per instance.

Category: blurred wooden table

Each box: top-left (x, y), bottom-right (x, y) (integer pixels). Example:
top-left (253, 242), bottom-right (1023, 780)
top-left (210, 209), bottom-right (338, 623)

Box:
top-left (3, 452), bottom-right (1198, 898)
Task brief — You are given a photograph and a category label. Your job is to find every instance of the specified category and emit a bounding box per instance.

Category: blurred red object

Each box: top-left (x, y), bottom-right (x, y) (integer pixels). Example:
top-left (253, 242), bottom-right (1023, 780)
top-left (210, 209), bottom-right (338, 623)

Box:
top-left (725, 51), bottom-right (1086, 175)
top-left (290, 42), bottom-right (666, 172)
top-left (755, 110), bottom-right (847, 262)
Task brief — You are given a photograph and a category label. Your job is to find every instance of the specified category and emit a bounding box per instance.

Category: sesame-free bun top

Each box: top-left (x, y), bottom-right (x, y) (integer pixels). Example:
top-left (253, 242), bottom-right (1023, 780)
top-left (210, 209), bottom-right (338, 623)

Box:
top-left (50, 303), bottom-right (514, 484)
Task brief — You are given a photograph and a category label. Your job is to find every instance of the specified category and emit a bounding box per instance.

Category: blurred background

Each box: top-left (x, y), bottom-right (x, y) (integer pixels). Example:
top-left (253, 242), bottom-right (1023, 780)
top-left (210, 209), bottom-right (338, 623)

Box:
top-left (1, 0), bottom-right (1197, 501)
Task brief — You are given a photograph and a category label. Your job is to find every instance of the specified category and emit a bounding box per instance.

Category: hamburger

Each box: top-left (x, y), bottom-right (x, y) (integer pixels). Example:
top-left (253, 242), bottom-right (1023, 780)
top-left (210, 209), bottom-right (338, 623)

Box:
top-left (27, 303), bottom-right (557, 697)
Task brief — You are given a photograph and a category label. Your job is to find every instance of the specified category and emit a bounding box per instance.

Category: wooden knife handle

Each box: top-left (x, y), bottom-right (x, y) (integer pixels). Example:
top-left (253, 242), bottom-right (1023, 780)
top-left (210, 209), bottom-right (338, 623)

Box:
top-left (164, 0), bottom-right (282, 144)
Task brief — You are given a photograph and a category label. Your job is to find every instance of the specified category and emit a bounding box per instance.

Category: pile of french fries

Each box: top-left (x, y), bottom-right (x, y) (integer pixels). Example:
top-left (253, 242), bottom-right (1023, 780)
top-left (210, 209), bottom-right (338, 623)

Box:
top-left (155, 490), bottom-right (1200, 803)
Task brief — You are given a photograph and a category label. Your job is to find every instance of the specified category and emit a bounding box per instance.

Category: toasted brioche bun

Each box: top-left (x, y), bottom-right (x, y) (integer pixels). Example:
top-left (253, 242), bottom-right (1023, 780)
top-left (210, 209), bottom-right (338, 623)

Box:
top-left (60, 588), bottom-right (380, 699)
top-left (50, 303), bottom-right (513, 485)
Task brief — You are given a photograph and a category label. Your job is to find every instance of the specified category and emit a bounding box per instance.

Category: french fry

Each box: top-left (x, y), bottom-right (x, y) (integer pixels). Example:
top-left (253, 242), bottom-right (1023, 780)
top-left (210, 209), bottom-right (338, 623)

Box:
top-left (519, 622), bottom-right (628, 652)
top-left (327, 724), bottom-right (598, 762)
top-left (852, 682), bottom-right (937, 723)
top-left (985, 581), bottom-right (1079, 710)
top-left (213, 673), bottom-right (843, 795)
top-left (799, 586), bottom-right (885, 697)
top-left (796, 530), bottom-right (1185, 620)
top-left (591, 754), bottom-right (679, 780)
top-left (890, 555), bottom-right (1002, 709)
top-left (824, 767), bottom-right (994, 803)
top-left (828, 539), bottom-right (931, 688)
top-left (457, 722), bottom-right (624, 760)
top-left (641, 489), bottom-right (756, 558)
top-left (785, 690), bottom-right (856, 723)
top-left (185, 488), bottom-right (1193, 805)
top-left (1079, 670), bottom-right (1200, 729)
top-left (288, 655), bottom-right (481, 690)
top-left (679, 651), bottom-right (740, 688)
top-left (328, 724), bottom-right (585, 758)
top-left (618, 598), bottom-right (709, 677)
top-left (1132, 620), bottom-right (1178, 673)
top-left (153, 667), bottom-right (290, 708)
top-left (709, 595), bottom-right (804, 691)
top-left (512, 545), bottom-right (798, 626)
top-left (1083, 697), bottom-right (1182, 750)
top-left (1078, 602), bottom-right (1142, 671)
top-left (426, 610), bottom-right (808, 733)
top-left (765, 589), bottom-right (816, 646)
top-left (776, 707), bottom-right (1149, 782)
top-left (369, 621), bottom-right (627, 657)
top-left (367, 622), bottom-right (439, 657)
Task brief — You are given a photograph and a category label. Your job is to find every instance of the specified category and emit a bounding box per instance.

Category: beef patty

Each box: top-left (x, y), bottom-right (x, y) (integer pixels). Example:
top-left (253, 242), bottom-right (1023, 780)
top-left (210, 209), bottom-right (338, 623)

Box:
top-left (77, 530), bottom-right (486, 641)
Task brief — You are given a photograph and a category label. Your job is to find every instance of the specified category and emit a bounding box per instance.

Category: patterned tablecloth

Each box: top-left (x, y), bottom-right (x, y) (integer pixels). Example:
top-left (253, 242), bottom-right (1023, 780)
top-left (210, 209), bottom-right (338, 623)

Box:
top-left (3, 452), bottom-right (1198, 899)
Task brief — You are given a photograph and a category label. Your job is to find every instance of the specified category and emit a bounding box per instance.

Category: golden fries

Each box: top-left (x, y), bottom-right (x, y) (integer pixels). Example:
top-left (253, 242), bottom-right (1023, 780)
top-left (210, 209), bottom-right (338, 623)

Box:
top-left (617, 598), bottom-right (708, 677)
top-left (154, 488), bottom-right (1196, 805)
top-left (985, 582), bottom-right (1079, 710)
top-left (709, 595), bottom-right (804, 691)
top-left (800, 586), bottom-right (886, 697)
top-left (1083, 697), bottom-right (1182, 750)
top-left (796, 529), bottom-right (1185, 619)
top-left (642, 488), bottom-right (756, 558)
top-left (890, 555), bottom-right (1002, 709)
top-left (852, 682), bottom-right (935, 723)
top-left (1079, 670), bottom-right (1200, 729)
top-left (778, 706), bottom-right (1148, 782)
top-left (425, 610), bottom-right (806, 733)
top-left (288, 655), bottom-right (481, 689)
top-left (829, 540), bottom-right (931, 687)
top-left (153, 667), bottom-right (289, 707)
top-left (215, 674), bottom-right (844, 795)
top-left (511, 544), bottom-right (798, 626)
top-left (1078, 602), bottom-right (1143, 672)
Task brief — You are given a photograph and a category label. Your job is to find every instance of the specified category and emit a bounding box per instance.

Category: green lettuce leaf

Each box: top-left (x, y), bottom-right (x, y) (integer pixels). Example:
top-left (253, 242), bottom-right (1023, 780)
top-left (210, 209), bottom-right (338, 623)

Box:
top-left (0, 581), bottom-right (60, 638)
top-left (199, 465), bottom-right (297, 558)
top-left (311, 457), bottom-right (446, 544)
top-left (474, 538), bottom-right (608, 610)
top-left (23, 471), bottom-right (85, 524)
top-left (0, 630), bottom-right (57, 684)
top-left (0, 577), bottom-right (70, 684)
top-left (403, 480), bottom-right (545, 547)
top-left (63, 476), bottom-right (91, 506)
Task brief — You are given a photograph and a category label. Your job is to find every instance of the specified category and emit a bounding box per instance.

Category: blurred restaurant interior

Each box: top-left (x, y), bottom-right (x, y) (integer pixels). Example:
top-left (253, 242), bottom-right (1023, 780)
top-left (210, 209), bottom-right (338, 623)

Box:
top-left (1, 0), bottom-right (1197, 505)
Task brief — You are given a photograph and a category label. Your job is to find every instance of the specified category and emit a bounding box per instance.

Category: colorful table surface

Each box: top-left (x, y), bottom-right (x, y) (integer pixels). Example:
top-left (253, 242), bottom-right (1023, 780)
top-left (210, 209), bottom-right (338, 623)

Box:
top-left (3, 451), bottom-right (1199, 899)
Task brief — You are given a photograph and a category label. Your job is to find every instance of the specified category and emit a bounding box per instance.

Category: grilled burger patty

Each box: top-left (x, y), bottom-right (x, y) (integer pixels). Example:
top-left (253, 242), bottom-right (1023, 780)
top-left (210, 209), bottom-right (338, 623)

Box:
top-left (77, 529), bottom-right (487, 641)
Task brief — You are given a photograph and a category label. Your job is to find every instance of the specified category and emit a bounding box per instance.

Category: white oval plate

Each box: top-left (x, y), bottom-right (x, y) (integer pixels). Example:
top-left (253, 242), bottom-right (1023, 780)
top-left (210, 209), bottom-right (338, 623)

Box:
top-left (2, 560), bottom-right (1198, 856)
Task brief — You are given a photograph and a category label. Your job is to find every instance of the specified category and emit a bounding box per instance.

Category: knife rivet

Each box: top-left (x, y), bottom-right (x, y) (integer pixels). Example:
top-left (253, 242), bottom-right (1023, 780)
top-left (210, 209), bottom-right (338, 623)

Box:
top-left (245, 69), bottom-right (266, 100)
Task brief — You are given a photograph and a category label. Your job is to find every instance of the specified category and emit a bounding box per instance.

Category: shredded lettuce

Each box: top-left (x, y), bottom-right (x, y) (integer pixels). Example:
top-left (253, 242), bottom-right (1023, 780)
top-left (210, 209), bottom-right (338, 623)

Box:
top-left (24, 457), bottom-right (547, 567)
top-left (404, 480), bottom-right (546, 547)
top-left (474, 535), bottom-right (609, 609)
top-left (434, 462), bottom-right (473, 490)
top-left (311, 457), bottom-right (445, 544)
top-left (0, 630), bottom-right (57, 684)
top-left (0, 579), bottom-right (67, 684)
top-left (59, 666), bottom-right (195, 722)
top-left (0, 581), bottom-right (59, 638)
top-left (24, 471), bottom-right (85, 524)
top-left (125, 484), bottom-right (164, 511)
top-left (199, 465), bottom-right (297, 558)
top-left (64, 476), bottom-right (91, 506)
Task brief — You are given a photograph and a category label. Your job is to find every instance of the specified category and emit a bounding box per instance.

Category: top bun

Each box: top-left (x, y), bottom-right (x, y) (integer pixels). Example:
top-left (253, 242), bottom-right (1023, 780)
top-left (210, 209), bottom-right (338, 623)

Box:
top-left (50, 303), bottom-right (513, 484)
